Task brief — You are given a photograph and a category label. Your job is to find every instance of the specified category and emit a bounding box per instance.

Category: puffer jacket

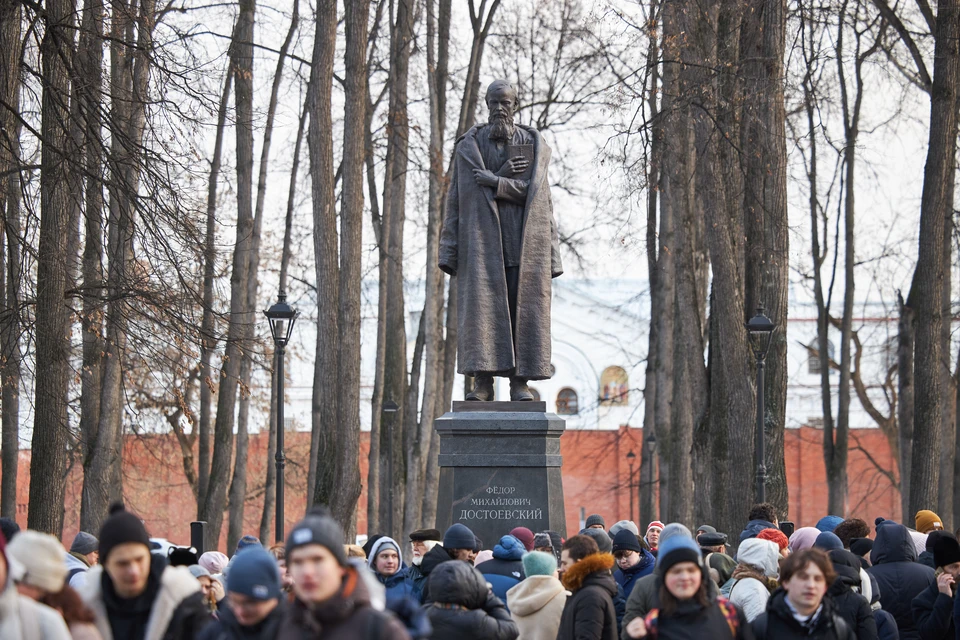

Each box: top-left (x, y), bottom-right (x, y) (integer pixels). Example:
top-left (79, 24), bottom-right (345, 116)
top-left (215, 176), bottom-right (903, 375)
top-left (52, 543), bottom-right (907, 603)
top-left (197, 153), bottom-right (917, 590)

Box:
top-left (424, 561), bottom-right (518, 640)
top-left (911, 579), bottom-right (952, 640)
top-left (506, 575), bottom-right (566, 640)
top-left (752, 589), bottom-right (854, 640)
top-left (557, 553), bottom-right (618, 640)
top-left (613, 549), bottom-right (655, 599)
top-left (727, 538), bottom-right (779, 623)
top-left (827, 550), bottom-right (878, 640)
top-left (475, 535), bottom-right (526, 608)
top-left (867, 523), bottom-right (935, 640)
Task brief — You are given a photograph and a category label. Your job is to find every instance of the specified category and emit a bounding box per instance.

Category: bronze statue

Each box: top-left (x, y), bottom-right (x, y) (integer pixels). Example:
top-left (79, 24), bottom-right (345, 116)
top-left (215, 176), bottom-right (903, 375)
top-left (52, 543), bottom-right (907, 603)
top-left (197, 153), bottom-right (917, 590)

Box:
top-left (439, 79), bottom-right (563, 401)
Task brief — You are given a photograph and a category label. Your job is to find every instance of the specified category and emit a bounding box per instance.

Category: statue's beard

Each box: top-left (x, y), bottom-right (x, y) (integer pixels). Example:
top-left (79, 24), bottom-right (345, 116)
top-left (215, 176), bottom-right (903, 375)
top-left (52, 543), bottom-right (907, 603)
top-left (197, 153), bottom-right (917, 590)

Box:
top-left (488, 113), bottom-right (515, 142)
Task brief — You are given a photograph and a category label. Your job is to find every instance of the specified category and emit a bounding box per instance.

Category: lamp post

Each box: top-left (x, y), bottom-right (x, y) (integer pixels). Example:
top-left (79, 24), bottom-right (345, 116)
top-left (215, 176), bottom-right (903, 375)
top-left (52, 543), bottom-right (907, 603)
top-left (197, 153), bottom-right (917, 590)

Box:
top-left (746, 305), bottom-right (775, 504)
top-left (626, 450), bottom-right (636, 523)
top-left (264, 291), bottom-right (299, 542)
top-left (640, 432), bottom-right (656, 524)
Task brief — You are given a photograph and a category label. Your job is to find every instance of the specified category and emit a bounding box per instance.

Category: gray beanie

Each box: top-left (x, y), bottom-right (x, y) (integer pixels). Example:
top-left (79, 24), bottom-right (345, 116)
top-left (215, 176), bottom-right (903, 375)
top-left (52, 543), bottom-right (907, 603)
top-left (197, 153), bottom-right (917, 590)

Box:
top-left (582, 527), bottom-right (613, 554)
top-left (188, 564), bottom-right (212, 580)
top-left (586, 514), bottom-right (605, 529)
top-left (609, 520), bottom-right (640, 538)
top-left (658, 523), bottom-right (693, 547)
top-left (71, 531), bottom-right (99, 555)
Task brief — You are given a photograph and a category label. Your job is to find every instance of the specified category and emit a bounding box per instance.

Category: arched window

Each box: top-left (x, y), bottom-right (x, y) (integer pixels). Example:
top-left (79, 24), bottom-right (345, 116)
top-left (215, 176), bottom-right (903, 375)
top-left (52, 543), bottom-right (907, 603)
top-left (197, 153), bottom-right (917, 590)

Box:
top-left (807, 340), bottom-right (835, 375)
top-left (600, 366), bottom-right (629, 405)
top-left (529, 387), bottom-right (541, 402)
top-left (556, 388), bottom-right (579, 415)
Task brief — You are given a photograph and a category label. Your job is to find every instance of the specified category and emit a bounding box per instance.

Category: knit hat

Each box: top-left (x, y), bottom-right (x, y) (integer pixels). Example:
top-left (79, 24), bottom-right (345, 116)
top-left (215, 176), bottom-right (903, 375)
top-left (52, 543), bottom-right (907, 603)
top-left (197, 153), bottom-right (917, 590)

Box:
top-left (816, 515), bottom-right (845, 533)
top-left (533, 532), bottom-right (552, 549)
top-left (236, 535), bottom-right (262, 554)
top-left (789, 527), bottom-right (821, 552)
top-left (474, 549), bottom-right (493, 565)
top-left (933, 534), bottom-right (960, 568)
top-left (916, 510), bottom-right (943, 534)
top-left (7, 531), bottom-right (68, 593)
top-left (286, 506), bottom-right (347, 567)
top-left (698, 532), bottom-right (727, 547)
top-left (367, 537), bottom-right (402, 569)
top-left (522, 550), bottom-right (557, 577)
top-left (199, 551), bottom-right (229, 575)
top-left (0, 517), bottom-right (19, 542)
top-left (228, 547), bottom-right (282, 601)
top-left (98, 503), bottom-right (151, 562)
top-left (609, 520), bottom-right (640, 538)
top-left (926, 530), bottom-right (949, 552)
top-left (70, 531), bottom-right (99, 555)
top-left (443, 523), bottom-right (476, 550)
top-left (582, 528), bottom-right (613, 554)
top-left (656, 536), bottom-right (702, 573)
top-left (586, 514), bottom-right (605, 529)
top-left (849, 537), bottom-right (873, 558)
top-left (510, 527), bottom-right (535, 551)
top-left (697, 525), bottom-right (717, 535)
top-left (814, 531), bottom-right (843, 551)
top-left (612, 529), bottom-right (642, 554)
top-left (647, 520), bottom-right (665, 533)
top-left (362, 534), bottom-right (384, 559)
top-left (188, 564), bottom-right (211, 580)
top-left (757, 528), bottom-right (789, 551)
top-left (410, 529), bottom-right (441, 542)
top-left (659, 523), bottom-right (693, 547)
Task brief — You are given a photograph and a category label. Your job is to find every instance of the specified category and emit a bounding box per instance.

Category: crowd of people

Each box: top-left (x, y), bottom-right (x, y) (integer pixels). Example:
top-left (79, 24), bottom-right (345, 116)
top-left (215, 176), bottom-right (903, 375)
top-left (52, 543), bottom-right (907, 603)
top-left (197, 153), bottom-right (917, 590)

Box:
top-left (1, 503), bottom-right (960, 638)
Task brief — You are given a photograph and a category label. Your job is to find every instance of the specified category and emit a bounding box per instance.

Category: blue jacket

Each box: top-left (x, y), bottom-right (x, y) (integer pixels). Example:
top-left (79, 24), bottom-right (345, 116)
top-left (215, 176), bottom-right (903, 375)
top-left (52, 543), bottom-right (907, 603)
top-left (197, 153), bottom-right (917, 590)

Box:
top-left (476, 535), bottom-right (526, 608)
top-left (867, 523), bottom-right (933, 640)
top-left (613, 549), bottom-right (655, 598)
top-left (739, 519), bottom-right (777, 544)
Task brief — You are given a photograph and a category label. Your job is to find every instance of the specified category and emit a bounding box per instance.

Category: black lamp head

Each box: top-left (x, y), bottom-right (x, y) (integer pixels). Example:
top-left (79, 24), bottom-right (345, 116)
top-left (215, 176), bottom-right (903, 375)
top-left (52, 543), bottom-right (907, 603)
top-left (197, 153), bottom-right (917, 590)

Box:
top-left (264, 291), bottom-right (299, 347)
top-left (746, 305), bottom-right (776, 359)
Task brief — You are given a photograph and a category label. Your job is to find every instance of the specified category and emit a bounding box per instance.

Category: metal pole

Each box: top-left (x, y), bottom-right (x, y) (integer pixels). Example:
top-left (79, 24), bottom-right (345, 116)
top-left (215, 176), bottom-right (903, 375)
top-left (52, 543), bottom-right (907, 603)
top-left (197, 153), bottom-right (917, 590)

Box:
top-left (755, 354), bottom-right (767, 504)
top-left (276, 342), bottom-right (286, 542)
top-left (628, 461), bottom-right (635, 523)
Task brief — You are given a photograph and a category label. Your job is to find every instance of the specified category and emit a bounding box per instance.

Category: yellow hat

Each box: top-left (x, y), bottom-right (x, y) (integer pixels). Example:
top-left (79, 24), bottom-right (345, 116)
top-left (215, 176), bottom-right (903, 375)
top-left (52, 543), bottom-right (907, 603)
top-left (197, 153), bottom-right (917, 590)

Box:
top-left (915, 509), bottom-right (943, 534)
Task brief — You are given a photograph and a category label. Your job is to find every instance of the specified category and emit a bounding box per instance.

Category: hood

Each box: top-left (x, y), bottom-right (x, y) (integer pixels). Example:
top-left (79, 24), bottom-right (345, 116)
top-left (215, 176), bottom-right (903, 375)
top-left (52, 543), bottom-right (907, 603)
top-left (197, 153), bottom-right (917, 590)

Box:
top-left (871, 523), bottom-right (917, 565)
top-left (367, 536), bottom-right (403, 570)
top-left (493, 535), bottom-right (526, 561)
top-left (828, 550), bottom-right (862, 588)
top-left (739, 519), bottom-right (776, 543)
top-left (420, 543), bottom-right (450, 576)
top-left (427, 560), bottom-right (488, 609)
top-left (561, 553), bottom-right (617, 594)
top-left (507, 575), bottom-right (566, 616)
top-left (736, 538), bottom-right (780, 578)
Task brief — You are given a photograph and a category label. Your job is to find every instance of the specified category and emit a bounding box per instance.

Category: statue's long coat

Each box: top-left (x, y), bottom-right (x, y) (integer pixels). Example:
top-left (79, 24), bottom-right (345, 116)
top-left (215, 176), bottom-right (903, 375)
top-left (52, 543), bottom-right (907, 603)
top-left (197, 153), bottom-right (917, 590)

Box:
top-left (438, 124), bottom-right (563, 380)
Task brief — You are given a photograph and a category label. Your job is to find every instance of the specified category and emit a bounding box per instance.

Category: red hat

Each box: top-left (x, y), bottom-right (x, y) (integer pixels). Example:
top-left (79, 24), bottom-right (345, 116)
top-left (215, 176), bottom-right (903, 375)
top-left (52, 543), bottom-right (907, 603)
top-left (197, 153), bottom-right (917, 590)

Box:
top-left (758, 527), bottom-right (789, 551)
top-left (646, 521), bottom-right (665, 532)
top-left (509, 527), bottom-right (535, 552)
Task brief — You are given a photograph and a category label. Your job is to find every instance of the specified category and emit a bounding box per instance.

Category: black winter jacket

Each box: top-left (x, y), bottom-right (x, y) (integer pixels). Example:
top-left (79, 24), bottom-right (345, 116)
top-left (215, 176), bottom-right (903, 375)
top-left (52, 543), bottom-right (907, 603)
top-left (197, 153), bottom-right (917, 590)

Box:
top-left (424, 561), bottom-right (518, 640)
top-left (558, 553), bottom-right (619, 640)
top-left (198, 601), bottom-right (286, 640)
top-left (911, 580), bottom-right (953, 640)
top-left (827, 550), bottom-right (878, 640)
top-left (751, 590), bottom-right (854, 640)
top-left (866, 523), bottom-right (935, 640)
top-left (418, 545), bottom-right (456, 605)
top-left (642, 597), bottom-right (752, 640)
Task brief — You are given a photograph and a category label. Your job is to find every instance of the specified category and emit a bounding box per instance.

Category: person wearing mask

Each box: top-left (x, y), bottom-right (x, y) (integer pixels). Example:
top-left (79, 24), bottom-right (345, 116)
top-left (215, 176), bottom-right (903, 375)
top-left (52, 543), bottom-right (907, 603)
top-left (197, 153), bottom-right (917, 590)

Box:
top-left (644, 522), bottom-right (664, 555)
top-left (79, 503), bottom-right (211, 640)
top-left (367, 536), bottom-right (413, 609)
top-left (739, 503), bottom-right (778, 544)
top-left (425, 559), bottom-right (517, 640)
top-left (911, 533), bottom-right (959, 640)
top-left (623, 536), bottom-right (751, 639)
top-left (198, 547), bottom-right (285, 640)
top-left (0, 530), bottom-right (72, 639)
top-left (276, 507), bottom-right (409, 639)
top-left (404, 529), bottom-right (440, 602)
top-left (476, 534), bottom-right (526, 607)
top-left (827, 550), bottom-right (877, 640)
top-left (751, 548), bottom-right (854, 639)
top-left (726, 538), bottom-right (780, 623)
top-left (418, 523), bottom-right (477, 605)
top-left (612, 529), bottom-right (654, 599)
top-left (507, 551), bottom-right (565, 640)
top-left (867, 521), bottom-right (935, 640)
top-left (557, 534), bottom-right (618, 640)
top-left (65, 532), bottom-right (99, 589)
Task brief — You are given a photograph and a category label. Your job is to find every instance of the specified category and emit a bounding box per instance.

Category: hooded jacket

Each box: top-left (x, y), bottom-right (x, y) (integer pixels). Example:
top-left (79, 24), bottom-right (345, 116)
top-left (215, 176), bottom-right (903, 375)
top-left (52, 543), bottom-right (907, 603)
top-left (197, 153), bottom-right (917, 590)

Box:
top-left (827, 550), bottom-right (877, 640)
top-left (506, 574), bottom-right (566, 640)
top-left (65, 552), bottom-right (92, 589)
top-left (613, 549), bottom-right (655, 599)
top-left (739, 519), bottom-right (777, 544)
top-left (911, 578), bottom-right (953, 640)
top-left (476, 535), bottom-right (526, 608)
top-left (368, 537), bottom-right (414, 609)
top-left (424, 561), bottom-right (518, 640)
top-left (751, 589), bottom-right (854, 640)
top-left (0, 555), bottom-right (71, 640)
top-left (866, 523), bottom-right (935, 640)
top-left (727, 539), bottom-right (779, 623)
top-left (557, 553), bottom-right (618, 640)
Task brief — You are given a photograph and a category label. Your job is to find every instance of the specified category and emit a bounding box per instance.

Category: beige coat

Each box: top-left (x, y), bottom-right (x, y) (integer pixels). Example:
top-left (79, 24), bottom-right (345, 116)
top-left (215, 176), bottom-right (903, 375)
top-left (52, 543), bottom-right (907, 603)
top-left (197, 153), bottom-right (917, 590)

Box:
top-left (0, 571), bottom-right (72, 640)
top-left (506, 575), bottom-right (566, 640)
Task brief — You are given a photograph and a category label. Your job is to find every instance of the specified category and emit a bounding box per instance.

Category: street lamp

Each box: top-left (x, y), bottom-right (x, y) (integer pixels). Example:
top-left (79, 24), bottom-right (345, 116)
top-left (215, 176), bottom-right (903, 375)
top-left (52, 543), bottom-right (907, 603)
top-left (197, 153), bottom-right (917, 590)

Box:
top-left (264, 291), bottom-right (299, 542)
top-left (626, 450), bottom-right (636, 522)
top-left (746, 305), bottom-right (775, 504)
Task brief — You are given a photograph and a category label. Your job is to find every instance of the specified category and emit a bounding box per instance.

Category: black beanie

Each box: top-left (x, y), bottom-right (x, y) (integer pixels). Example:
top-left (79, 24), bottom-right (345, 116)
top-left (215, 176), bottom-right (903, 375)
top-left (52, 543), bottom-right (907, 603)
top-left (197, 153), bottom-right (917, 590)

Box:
top-left (849, 537), bottom-right (873, 558)
top-left (99, 503), bottom-right (151, 562)
top-left (612, 528), bottom-right (642, 554)
top-left (934, 534), bottom-right (960, 568)
top-left (286, 506), bottom-right (348, 567)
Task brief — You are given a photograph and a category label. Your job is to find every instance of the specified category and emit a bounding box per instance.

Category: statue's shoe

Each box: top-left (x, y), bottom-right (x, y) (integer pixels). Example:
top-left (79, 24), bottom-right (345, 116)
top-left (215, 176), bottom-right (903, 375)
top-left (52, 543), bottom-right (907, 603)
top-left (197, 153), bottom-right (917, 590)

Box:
top-left (466, 375), bottom-right (494, 401)
top-left (510, 378), bottom-right (534, 401)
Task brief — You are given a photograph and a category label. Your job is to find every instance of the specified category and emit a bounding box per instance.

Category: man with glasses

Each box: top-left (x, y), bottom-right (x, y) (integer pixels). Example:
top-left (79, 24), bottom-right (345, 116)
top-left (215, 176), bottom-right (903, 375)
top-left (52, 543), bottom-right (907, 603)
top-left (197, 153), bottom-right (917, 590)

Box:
top-left (611, 529), bottom-right (655, 599)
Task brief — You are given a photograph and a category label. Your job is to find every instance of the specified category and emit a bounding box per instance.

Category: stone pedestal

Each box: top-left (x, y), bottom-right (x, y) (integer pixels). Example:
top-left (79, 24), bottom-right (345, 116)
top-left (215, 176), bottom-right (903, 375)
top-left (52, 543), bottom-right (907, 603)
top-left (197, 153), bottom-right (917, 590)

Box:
top-left (435, 401), bottom-right (567, 548)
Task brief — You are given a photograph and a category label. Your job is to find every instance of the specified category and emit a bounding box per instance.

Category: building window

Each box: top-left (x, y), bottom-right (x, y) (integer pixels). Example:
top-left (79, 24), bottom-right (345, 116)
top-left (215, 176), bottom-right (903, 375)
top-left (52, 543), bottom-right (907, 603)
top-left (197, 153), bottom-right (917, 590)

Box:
top-left (556, 388), bottom-right (579, 415)
top-left (529, 387), bottom-right (541, 402)
top-left (807, 340), bottom-right (835, 375)
top-left (600, 366), bottom-right (629, 405)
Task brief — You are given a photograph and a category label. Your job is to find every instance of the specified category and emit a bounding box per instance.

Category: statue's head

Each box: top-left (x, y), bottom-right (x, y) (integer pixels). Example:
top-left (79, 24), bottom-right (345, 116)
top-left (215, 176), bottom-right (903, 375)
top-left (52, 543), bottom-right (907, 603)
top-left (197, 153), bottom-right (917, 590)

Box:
top-left (485, 79), bottom-right (518, 141)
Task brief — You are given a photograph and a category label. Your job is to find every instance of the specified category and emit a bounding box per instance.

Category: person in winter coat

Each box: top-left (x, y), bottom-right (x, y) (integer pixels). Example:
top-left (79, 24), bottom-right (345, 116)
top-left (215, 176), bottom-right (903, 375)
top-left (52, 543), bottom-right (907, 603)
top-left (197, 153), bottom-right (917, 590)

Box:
top-left (198, 547), bottom-right (285, 640)
top-left (557, 535), bottom-right (618, 640)
top-left (739, 503), bottom-right (778, 544)
top-left (510, 528), bottom-right (535, 552)
top-left (368, 537), bottom-right (414, 609)
top-left (612, 529), bottom-right (655, 599)
top-left (405, 529), bottom-right (441, 603)
top-left (276, 507), bottom-right (409, 640)
top-left (833, 519), bottom-right (871, 551)
top-left (727, 538), bottom-right (780, 623)
top-left (506, 551), bottom-right (566, 640)
top-left (916, 509), bottom-right (944, 535)
top-left (644, 522), bottom-right (664, 555)
top-left (827, 549), bottom-right (878, 640)
top-left (41, 585), bottom-right (104, 640)
top-left (789, 527), bottom-right (822, 553)
top-left (867, 521), bottom-right (935, 640)
top-left (816, 516), bottom-right (845, 533)
top-left (0, 530), bottom-right (72, 639)
top-left (476, 535), bottom-right (526, 608)
top-left (79, 503), bottom-right (211, 640)
top-left (64, 532), bottom-right (99, 590)
top-left (910, 533), bottom-right (959, 640)
top-left (7, 531), bottom-right (70, 604)
top-left (425, 560), bottom-right (518, 640)
top-left (919, 530), bottom-right (949, 570)
top-left (751, 549), bottom-right (854, 640)
top-left (700, 532), bottom-right (737, 586)
top-left (582, 526), bottom-right (627, 628)
top-left (622, 536), bottom-right (751, 639)
top-left (418, 524), bottom-right (478, 605)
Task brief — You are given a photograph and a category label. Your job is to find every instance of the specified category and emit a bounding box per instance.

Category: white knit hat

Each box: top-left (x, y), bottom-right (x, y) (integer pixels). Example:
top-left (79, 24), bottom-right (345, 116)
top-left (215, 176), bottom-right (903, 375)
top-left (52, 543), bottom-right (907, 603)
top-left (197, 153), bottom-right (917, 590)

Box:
top-left (7, 530), bottom-right (68, 593)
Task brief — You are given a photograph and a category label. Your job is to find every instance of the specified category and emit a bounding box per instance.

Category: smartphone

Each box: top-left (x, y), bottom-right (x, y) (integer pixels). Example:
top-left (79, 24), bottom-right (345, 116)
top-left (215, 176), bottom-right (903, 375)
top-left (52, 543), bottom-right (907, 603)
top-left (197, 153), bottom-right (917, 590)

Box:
top-left (779, 521), bottom-right (795, 538)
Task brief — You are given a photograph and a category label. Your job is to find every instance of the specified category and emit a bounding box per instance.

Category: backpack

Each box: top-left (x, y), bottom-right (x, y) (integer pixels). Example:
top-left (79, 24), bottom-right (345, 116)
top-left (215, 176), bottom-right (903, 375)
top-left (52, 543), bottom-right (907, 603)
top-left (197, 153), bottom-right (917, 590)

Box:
top-left (643, 596), bottom-right (740, 638)
top-left (66, 566), bottom-right (85, 584)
